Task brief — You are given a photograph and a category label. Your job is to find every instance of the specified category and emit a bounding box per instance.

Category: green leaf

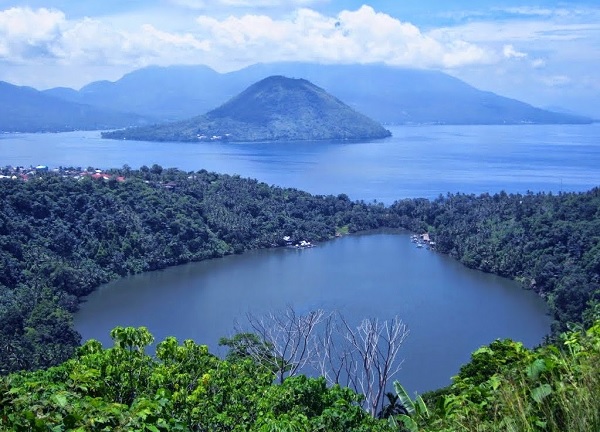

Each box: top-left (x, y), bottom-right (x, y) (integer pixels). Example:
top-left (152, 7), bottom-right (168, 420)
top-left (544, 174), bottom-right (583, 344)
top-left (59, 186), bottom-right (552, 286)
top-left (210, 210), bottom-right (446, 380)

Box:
top-left (393, 381), bottom-right (415, 416)
top-left (472, 346), bottom-right (494, 356)
top-left (398, 414), bottom-right (419, 432)
top-left (526, 358), bottom-right (547, 381)
top-left (53, 393), bottom-right (68, 408)
top-left (415, 395), bottom-right (429, 419)
top-left (531, 384), bottom-right (553, 403)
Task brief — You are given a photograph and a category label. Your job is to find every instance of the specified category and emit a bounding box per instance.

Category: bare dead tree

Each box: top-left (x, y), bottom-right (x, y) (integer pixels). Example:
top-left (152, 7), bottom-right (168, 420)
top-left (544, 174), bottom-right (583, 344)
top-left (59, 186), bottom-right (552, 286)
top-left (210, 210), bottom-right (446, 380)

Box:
top-left (312, 312), bottom-right (353, 388)
top-left (228, 307), bottom-right (409, 417)
top-left (234, 305), bottom-right (327, 383)
top-left (343, 315), bottom-right (409, 416)
top-left (314, 312), bottom-right (409, 417)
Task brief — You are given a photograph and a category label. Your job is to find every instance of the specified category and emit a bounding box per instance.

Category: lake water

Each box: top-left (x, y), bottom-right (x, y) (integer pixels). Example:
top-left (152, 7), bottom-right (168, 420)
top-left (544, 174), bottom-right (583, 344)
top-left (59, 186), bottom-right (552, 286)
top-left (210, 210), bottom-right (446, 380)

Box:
top-left (2, 124), bottom-right (599, 202)
top-left (74, 232), bottom-right (551, 394)
top-left (5, 124), bottom-right (597, 392)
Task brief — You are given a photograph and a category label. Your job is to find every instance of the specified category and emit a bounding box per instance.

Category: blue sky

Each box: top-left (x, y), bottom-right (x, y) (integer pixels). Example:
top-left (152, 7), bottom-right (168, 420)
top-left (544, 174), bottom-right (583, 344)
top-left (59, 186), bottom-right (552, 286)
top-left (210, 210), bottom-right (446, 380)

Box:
top-left (1, 1), bottom-right (598, 116)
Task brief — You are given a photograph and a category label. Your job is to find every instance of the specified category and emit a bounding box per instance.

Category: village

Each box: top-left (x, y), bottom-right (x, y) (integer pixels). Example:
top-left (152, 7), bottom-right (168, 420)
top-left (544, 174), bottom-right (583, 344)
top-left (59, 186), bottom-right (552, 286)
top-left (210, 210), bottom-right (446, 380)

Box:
top-left (0, 165), bottom-right (127, 183)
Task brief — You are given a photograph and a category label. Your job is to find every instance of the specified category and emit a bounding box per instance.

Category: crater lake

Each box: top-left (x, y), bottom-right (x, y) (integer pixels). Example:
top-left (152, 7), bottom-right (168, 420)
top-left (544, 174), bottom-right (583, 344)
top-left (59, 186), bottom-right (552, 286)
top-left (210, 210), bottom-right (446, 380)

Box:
top-left (73, 231), bottom-right (550, 394)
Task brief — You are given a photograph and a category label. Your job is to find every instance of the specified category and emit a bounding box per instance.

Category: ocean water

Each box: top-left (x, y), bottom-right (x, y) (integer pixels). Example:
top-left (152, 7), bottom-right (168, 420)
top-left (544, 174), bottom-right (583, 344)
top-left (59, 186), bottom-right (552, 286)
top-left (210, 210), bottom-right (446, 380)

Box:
top-left (2, 123), bottom-right (599, 202)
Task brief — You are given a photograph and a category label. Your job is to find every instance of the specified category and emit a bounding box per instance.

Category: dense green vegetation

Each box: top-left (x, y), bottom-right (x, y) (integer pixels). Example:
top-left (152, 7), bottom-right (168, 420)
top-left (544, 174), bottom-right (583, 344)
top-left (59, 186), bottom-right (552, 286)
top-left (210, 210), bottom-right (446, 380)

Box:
top-left (102, 76), bottom-right (391, 142)
top-left (1, 168), bottom-right (599, 376)
top-left (1, 166), bottom-right (599, 430)
top-left (2, 321), bottom-right (599, 431)
top-left (0, 326), bottom-right (392, 431)
top-left (1, 168), bottom-right (599, 374)
top-left (426, 319), bottom-right (600, 431)
top-left (384, 318), bottom-right (600, 431)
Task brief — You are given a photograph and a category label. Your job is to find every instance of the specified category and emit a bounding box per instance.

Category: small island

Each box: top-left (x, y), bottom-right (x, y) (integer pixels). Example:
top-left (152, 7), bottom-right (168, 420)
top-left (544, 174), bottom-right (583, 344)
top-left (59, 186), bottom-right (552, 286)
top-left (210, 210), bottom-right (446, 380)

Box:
top-left (102, 75), bottom-right (392, 142)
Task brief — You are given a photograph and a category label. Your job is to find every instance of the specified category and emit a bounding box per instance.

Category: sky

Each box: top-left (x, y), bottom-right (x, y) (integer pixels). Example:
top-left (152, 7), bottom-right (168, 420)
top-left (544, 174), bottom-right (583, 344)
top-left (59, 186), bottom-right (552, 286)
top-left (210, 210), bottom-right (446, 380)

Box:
top-left (1, 1), bottom-right (599, 117)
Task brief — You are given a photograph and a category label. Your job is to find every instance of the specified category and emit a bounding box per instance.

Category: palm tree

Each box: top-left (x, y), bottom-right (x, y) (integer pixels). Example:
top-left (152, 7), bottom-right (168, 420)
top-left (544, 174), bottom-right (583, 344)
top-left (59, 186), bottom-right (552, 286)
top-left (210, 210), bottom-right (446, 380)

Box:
top-left (377, 391), bottom-right (409, 419)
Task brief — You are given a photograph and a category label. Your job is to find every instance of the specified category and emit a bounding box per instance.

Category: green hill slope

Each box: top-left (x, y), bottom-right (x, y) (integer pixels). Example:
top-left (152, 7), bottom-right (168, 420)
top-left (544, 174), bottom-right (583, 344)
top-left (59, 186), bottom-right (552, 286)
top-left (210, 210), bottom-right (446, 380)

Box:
top-left (102, 75), bottom-right (391, 142)
top-left (0, 81), bottom-right (149, 132)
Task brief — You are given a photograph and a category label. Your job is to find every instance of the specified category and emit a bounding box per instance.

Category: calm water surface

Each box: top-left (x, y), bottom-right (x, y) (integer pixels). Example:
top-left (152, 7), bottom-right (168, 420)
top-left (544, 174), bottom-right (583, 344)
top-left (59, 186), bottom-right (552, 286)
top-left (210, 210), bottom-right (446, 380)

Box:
top-left (74, 232), bottom-right (551, 394)
top-left (2, 124), bottom-right (599, 202)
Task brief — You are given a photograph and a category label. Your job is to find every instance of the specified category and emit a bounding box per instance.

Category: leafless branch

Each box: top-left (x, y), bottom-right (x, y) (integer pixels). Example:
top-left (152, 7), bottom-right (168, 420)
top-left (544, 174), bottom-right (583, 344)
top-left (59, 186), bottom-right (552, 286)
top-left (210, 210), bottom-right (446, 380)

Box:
top-left (235, 305), bottom-right (327, 383)
top-left (231, 307), bottom-right (408, 416)
top-left (338, 314), bottom-right (409, 416)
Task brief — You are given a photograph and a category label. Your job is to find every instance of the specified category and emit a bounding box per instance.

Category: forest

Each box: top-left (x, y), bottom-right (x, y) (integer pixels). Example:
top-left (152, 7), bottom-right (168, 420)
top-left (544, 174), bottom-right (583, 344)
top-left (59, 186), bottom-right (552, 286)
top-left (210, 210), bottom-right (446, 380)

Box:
top-left (0, 166), bottom-right (599, 430)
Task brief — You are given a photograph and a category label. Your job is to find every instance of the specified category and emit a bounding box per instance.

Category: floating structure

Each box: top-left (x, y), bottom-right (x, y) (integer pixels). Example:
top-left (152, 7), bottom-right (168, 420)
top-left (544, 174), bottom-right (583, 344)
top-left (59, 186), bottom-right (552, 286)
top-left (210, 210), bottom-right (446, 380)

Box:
top-left (411, 232), bottom-right (435, 250)
top-left (295, 240), bottom-right (314, 249)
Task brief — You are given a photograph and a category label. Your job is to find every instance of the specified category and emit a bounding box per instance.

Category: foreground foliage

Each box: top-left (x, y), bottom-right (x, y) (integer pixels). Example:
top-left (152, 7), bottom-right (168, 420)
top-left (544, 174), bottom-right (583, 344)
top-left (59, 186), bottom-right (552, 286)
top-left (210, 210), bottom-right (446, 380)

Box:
top-left (3, 321), bottom-right (600, 431)
top-left (407, 319), bottom-right (600, 432)
top-left (0, 326), bottom-right (392, 431)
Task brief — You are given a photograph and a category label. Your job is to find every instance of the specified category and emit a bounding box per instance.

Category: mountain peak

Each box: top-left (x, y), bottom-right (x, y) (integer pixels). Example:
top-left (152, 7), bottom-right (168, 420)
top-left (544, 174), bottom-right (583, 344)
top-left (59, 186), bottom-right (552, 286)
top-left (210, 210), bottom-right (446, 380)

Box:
top-left (206, 75), bottom-right (357, 126)
top-left (103, 75), bottom-right (392, 142)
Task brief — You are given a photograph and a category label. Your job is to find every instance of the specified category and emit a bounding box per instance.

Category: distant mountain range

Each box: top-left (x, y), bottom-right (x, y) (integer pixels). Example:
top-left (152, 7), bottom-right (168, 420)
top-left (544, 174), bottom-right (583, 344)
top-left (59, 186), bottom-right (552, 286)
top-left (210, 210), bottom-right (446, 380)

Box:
top-left (0, 82), bottom-right (149, 133)
top-left (102, 75), bottom-right (391, 142)
top-left (1, 62), bottom-right (594, 133)
top-left (45, 62), bottom-right (594, 126)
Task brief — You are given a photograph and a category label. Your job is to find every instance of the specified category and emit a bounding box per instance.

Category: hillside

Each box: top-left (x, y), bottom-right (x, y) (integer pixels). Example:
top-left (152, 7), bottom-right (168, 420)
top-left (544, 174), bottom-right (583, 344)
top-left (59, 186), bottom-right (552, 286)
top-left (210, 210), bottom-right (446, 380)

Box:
top-left (0, 167), bottom-right (393, 374)
top-left (232, 63), bottom-right (593, 125)
top-left (45, 65), bottom-right (226, 122)
top-left (102, 75), bottom-right (392, 142)
top-left (45, 62), bottom-right (594, 125)
top-left (3, 320), bottom-right (599, 431)
top-left (0, 81), bottom-right (149, 132)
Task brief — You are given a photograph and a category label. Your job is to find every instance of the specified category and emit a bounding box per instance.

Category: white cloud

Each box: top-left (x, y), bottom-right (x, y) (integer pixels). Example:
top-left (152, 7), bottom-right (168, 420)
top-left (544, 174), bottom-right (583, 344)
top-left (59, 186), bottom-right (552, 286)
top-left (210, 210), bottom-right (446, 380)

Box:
top-left (168, 0), bottom-right (323, 10)
top-left (500, 7), bottom-right (558, 17)
top-left (55, 18), bottom-right (127, 63)
top-left (503, 44), bottom-right (527, 59)
top-left (195, 5), bottom-right (492, 69)
top-left (168, 0), bottom-right (207, 9)
top-left (0, 7), bottom-right (64, 40)
top-left (0, 7), bottom-right (65, 61)
top-left (429, 5), bottom-right (600, 116)
top-left (0, 5), bottom-right (492, 72)
top-left (0, 7), bottom-right (212, 68)
top-left (1, 1), bottom-right (599, 115)
top-left (531, 58), bottom-right (546, 68)
top-left (219, 0), bottom-right (317, 6)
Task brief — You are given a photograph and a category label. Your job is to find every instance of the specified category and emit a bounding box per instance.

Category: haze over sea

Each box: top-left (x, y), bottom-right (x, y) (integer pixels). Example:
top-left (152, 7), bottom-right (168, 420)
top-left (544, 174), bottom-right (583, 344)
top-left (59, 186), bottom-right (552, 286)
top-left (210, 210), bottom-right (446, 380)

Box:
top-left (2, 123), bottom-right (599, 202)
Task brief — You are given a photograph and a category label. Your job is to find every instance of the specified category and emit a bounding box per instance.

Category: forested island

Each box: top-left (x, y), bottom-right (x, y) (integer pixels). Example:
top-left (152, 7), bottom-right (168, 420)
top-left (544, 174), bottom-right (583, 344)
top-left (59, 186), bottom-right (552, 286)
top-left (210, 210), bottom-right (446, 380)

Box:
top-left (1, 167), bottom-right (599, 430)
top-left (101, 76), bottom-right (392, 142)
